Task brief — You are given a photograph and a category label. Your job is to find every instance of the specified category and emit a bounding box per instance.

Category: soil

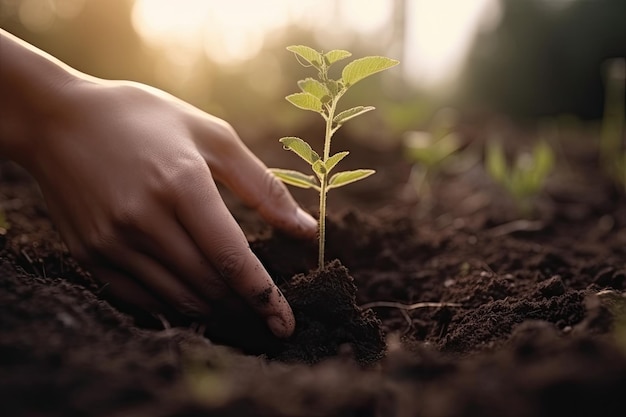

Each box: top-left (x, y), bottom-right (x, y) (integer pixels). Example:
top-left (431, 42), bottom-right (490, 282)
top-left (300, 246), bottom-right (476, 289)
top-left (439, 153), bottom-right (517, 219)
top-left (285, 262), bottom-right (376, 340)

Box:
top-left (2, 131), bottom-right (626, 417)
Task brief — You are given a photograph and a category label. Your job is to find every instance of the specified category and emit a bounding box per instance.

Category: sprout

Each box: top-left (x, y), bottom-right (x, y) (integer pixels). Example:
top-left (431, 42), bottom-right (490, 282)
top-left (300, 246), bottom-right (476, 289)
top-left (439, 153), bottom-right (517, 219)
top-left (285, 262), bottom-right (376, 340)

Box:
top-left (271, 45), bottom-right (399, 269)
top-left (485, 139), bottom-right (554, 217)
top-left (403, 108), bottom-right (462, 199)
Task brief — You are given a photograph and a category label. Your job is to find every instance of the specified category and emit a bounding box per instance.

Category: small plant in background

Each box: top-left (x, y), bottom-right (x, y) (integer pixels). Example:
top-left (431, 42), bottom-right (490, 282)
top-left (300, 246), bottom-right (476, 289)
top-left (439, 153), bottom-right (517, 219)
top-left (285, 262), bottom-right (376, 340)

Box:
top-left (485, 139), bottom-right (555, 217)
top-left (403, 108), bottom-right (463, 198)
top-left (271, 45), bottom-right (398, 269)
top-left (600, 58), bottom-right (626, 189)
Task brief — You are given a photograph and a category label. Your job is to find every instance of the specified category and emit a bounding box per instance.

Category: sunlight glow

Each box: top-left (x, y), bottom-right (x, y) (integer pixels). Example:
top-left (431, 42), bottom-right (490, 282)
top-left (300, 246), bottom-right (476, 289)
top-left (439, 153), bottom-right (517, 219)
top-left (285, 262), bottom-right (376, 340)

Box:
top-left (339, 0), bottom-right (393, 34)
top-left (131, 0), bottom-right (395, 65)
top-left (131, 0), bottom-right (499, 88)
top-left (16, 0), bottom-right (85, 33)
top-left (404, 0), bottom-right (500, 87)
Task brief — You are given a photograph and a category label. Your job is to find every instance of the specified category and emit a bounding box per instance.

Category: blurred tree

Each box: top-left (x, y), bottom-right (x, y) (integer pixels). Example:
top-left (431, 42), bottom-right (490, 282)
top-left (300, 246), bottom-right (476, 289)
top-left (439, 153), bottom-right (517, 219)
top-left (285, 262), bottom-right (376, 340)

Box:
top-left (458, 0), bottom-right (626, 120)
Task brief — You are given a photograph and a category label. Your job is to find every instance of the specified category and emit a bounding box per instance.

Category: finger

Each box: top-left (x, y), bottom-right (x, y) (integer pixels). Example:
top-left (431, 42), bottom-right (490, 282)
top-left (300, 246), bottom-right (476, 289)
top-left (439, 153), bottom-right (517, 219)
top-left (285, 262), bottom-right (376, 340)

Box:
top-left (175, 166), bottom-right (295, 338)
top-left (106, 248), bottom-right (213, 319)
top-left (208, 133), bottom-right (317, 240)
top-left (91, 266), bottom-right (166, 313)
top-left (126, 214), bottom-right (243, 309)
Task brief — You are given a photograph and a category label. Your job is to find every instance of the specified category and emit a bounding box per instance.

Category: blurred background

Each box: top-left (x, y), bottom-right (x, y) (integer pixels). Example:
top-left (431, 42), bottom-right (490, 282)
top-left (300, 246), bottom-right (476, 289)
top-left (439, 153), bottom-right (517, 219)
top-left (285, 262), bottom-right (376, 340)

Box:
top-left (1, 0), bottom-right (625, 145)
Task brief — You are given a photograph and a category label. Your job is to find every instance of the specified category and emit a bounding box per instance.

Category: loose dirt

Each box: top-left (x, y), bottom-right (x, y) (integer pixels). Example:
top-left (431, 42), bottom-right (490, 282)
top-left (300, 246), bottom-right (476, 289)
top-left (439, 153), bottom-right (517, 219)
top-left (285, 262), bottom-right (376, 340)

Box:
top-left (1, 133), bottom-right (626, 417)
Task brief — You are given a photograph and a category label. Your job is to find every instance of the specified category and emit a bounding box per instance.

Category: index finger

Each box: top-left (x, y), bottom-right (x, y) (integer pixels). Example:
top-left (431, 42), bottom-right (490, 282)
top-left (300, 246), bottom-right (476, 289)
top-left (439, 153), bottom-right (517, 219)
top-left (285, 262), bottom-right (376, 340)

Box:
top-left (174, 164), bottom-right (295, 338)
top-left (201, 123), bottom-right (317, 240)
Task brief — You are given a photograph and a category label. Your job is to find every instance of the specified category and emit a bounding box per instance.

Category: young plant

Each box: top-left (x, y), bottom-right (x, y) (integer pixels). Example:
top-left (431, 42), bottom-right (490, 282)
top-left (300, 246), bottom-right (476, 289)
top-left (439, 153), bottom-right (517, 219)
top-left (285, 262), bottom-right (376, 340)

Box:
top-left (271, 45), bottom-right (398, 269)
top-left (403, 108), bottom-right (462, 197)
top-left (485, 139), bottom-right (554, 217)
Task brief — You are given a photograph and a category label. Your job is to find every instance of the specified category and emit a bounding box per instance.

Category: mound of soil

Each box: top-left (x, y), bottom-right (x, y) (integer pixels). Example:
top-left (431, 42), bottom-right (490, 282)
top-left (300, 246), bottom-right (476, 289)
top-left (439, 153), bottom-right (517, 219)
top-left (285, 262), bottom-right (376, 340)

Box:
top-left (2, 131), bottom-right (626, 417)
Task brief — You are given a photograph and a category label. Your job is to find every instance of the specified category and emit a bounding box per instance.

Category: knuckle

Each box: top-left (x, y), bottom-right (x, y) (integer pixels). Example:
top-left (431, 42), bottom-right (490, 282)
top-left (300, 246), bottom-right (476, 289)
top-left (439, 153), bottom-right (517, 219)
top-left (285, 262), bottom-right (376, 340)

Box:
top-left (213, 246), bottom-right (247, 281)
top-left (110, 203), bottom-right (139, 229)
top-left (263, 170), bottom-right (290, 204)
top-left (174, 293), bottom-right (210, 318)
top-left (212, 121), bottom-right (243, 154)
top-left (84, 227), bottom-right (116, 254)
top-left (155, 154), bottom-right (208, 197)
top-left (214, 120), bottom-right (237, 141)
top-left (263, 170), bottom-right (287, 199)
top-left (196, 273), bottom-right (230, 300)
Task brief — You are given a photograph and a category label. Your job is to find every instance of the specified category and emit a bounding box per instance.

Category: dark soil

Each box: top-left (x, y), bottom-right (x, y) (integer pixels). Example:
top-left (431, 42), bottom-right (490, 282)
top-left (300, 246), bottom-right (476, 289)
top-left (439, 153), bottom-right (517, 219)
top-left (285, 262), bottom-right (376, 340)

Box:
top-left (2, 132), bottom-right (626, 417)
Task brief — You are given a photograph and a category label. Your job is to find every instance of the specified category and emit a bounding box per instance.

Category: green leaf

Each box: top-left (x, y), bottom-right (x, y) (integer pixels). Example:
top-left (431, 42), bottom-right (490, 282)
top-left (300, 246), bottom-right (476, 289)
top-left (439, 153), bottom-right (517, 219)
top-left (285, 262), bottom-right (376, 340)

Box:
top-left (286, 92), bottom-right (323, 113)
top-left (312, 160), bottom-right (326, 178)
top-left (325, 151), bottom-right (349, 172)
top-left (524, 141), bottom-right (554, 194)
top-left (325, 49), bottom-right (352, 65)
top-left (325, 80), bottom-right (341, 96)
top-left (333, 106), bottom-right (375, 125)
top-left (328, 169), bottom-right (375, 189)
top-left (486, 141), bottom-right (508, 184)
top-left (279, 137), bottom-right (320, 165)
top-left (287, 45), bottom-right (323, 68)
top-left (532, 141), bottom-right (554, 179)
top-left (297, 78), bottom-right (329, 101)
top-left (404, 131), bottom-right (461, 168)
top-left (342, 56), bottom-right (399, 87)
top-left (270, 168), bottom-right (319, 190)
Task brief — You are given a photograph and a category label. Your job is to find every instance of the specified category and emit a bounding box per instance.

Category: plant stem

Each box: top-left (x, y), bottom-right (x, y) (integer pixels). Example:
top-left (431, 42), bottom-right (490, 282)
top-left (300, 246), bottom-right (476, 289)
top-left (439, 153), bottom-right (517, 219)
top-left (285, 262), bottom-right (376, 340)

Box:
top-left (318, 98), bottom-right (338, 269)
top-left (323, 100), bottom-right (337, 161)
top-left (318, 174), bottom-right (327, 268)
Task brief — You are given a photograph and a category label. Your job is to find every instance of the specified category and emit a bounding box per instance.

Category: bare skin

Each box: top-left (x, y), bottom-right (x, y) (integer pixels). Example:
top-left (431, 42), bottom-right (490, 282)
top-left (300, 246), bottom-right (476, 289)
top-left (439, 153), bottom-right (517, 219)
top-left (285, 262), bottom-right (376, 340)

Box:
top-left (0, 29), bottom-right (317, 338)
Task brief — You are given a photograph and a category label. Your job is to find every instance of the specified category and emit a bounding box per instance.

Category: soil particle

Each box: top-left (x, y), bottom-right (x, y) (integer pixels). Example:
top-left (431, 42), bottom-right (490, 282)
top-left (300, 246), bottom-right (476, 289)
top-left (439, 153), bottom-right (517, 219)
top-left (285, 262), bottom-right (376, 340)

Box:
top-left (253, 286), bottom-right (273, 306)
top-left (537, 275), bottom-right (566, 297)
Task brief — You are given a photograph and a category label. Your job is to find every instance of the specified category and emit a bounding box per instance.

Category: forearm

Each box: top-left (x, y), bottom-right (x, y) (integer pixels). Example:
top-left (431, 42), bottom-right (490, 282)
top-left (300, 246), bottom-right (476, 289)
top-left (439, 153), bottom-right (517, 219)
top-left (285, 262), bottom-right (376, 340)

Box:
top-left (0, 29), bottom-right (88, 166)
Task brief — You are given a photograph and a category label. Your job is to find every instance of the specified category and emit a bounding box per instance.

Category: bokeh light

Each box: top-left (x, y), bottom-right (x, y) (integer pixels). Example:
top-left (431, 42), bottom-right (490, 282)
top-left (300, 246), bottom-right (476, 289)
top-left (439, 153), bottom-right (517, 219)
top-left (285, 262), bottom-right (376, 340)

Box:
top-left (14, 0), bottom-right (85, 33)
top-left (404, 0), bottom-right (500, 87)
top-left (130, 0), bottom-right (494, 88)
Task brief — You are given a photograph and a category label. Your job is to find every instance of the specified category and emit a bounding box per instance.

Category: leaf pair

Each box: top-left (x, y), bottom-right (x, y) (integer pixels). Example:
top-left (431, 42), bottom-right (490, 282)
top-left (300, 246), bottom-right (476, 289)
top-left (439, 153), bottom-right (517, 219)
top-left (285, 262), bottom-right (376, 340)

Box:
top-left (287, 44), bottom-right (399, 90)
top-left (286, 45), bottom-right (352, 69)
top-left (272, 137), bottom-right (374, 191)
top-left (486, 140), bottom-right (554, 201)
top-left (271, 168), bottom-right (375, 191)
top-left (404, 131), bottom-right (461, 168)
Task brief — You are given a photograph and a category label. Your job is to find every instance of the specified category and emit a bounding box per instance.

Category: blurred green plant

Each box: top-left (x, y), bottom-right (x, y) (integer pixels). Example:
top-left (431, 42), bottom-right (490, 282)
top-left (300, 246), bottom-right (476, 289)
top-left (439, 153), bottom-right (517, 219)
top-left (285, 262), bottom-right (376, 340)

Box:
top-left (485, 140), bottom-right (554, 217)
top-left (271, 45), bottom-right (398, 269)
top-left (403, 108), bottom-right (462, 198)
top-left (600, 58), bottom-right (626, 189)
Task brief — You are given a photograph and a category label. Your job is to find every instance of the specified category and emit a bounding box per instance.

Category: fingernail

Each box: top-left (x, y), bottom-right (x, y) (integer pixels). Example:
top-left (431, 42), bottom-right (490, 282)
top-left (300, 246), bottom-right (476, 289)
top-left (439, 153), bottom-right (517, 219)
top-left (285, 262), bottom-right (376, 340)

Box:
top-left (267, 315), bottom-right (291, 339)
top-left (296, 208), bottom-right (317, 236)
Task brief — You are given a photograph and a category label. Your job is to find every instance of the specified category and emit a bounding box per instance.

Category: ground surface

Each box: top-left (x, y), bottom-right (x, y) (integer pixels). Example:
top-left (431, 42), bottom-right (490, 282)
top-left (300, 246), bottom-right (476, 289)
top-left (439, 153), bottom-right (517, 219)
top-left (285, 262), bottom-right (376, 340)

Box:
top-left (2, 133), bottom-right (626, 417)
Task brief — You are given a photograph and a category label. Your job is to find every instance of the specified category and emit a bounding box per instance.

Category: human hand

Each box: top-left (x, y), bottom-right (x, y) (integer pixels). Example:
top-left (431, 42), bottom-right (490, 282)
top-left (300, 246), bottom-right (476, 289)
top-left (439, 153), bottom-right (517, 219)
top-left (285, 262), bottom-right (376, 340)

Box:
top-left (21, 80), bottom-right (317, 338)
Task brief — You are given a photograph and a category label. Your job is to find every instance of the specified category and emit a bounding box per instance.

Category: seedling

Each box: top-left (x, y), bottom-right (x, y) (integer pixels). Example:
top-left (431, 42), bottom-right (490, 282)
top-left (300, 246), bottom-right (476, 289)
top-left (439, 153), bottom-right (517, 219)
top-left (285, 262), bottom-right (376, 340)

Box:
top-left (485, 140), bottom-right (554, 217)
top-left (403, 108), bottom-right (462, 197)
top-left (271, 45), bottom-right (398, 269)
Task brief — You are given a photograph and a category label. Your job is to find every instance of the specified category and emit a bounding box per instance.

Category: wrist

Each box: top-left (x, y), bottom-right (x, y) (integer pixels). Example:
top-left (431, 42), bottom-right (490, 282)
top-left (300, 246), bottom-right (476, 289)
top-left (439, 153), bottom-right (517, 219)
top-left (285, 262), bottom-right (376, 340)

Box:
top-left (0, 30), bottom-right (88, 168)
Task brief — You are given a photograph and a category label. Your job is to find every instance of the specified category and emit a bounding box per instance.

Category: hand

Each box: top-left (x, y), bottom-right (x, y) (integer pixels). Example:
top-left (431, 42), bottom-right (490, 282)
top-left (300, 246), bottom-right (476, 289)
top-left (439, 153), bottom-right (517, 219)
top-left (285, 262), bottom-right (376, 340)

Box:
top-left (24, 79), bottom-right (317, 338)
